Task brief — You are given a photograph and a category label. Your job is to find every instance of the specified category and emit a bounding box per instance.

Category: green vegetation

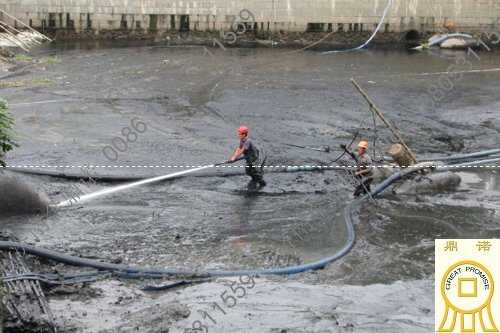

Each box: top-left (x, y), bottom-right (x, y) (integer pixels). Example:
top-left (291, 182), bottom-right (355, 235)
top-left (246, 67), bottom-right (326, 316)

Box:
top-left (0, 81), bottom-right (24, 89)
top-left (13, 54), bottom-right (61, 66)
top-left (0, 98), bottom-right (17, 167)
top-left (0, 78), bottom-right (54, 89)
top-left (31, 78), bottom-right (54, 85)
top-left (13, 54), bottom-right (33, 62)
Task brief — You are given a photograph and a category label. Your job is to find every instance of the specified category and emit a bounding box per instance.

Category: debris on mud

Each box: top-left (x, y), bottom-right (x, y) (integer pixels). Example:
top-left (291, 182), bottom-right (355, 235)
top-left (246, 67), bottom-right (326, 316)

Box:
top-left (1, 252), bottom-right (57, 333)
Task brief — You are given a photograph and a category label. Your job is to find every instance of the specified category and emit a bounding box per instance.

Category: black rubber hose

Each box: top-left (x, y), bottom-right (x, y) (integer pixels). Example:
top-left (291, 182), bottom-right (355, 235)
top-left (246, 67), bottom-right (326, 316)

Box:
top-left (4, 165), bottom-right (344, 182)
top-left (0, 158), bottom-right (457, 279)
top-left (4, 148), bottom-right (499, 182)
top-left (2, 274), bottom-right (102, 285)
top-left (0, 163), bottom-right (438, 279)
top-left (0, 197), bottom-right (362, 278)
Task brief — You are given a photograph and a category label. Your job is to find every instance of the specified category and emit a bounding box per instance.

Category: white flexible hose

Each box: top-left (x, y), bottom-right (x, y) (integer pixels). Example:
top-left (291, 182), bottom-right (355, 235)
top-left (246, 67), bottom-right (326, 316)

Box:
top-left (54, 165), bottom-right (212, 208)
top-left (322, 0), bottom-right (394, 55)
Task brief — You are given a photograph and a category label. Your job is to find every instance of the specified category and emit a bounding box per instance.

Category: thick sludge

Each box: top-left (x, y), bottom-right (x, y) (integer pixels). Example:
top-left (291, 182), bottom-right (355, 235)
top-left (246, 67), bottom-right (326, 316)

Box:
top-left (1, 43), bottom-right (499, 332)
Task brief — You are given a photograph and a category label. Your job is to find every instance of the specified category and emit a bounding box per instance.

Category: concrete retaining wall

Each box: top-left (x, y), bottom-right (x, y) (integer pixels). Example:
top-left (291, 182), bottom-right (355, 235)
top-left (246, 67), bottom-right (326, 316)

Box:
top-left (0, 0), bottom-right (499, 37)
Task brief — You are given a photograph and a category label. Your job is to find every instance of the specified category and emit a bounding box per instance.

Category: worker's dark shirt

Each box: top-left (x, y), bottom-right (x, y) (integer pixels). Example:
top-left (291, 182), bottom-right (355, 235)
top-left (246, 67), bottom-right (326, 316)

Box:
top-left (239, 138), bottom-right (259, 163)
top-left (355, 152), bottom-right (373, 177)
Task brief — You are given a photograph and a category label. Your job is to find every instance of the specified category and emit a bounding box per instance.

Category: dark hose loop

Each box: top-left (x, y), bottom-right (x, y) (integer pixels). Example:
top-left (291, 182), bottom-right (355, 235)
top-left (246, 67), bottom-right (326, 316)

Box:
top-left (2, 150), bottom-right (497, 280)
top-left (0, 198), bottom-right (358, 278)
top-left (0, 197), bottom-right (363, 279)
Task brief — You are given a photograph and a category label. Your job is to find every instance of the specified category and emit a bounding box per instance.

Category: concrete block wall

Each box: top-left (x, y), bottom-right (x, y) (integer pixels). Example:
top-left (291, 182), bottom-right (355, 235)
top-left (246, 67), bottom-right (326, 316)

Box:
top-left (0, 0), bottom-right (499, 35)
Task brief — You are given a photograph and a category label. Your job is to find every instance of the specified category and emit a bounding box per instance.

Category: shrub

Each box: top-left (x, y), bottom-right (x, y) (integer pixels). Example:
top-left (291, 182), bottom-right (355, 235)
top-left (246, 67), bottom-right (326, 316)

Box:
top-left (0, 99), bottom-right (17, 166)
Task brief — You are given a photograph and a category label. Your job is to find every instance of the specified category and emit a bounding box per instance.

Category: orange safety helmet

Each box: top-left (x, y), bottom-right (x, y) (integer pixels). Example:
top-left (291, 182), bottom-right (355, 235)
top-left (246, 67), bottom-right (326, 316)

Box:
top-left (238, 126), bottom-right (249, 135)
top-left (444, 21), bottom-right (456, 30)
top-left (358, 140), bottom-right (369, 149)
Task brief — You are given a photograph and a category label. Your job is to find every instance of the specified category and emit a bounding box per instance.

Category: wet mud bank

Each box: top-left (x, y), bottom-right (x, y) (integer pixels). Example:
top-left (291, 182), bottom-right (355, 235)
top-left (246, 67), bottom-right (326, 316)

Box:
top-left (0, 43), bottom-right (499, 331)
top-left (48, 278), bottom-right (433, 333)
top-left (46, 29), bottom-right (411, 50)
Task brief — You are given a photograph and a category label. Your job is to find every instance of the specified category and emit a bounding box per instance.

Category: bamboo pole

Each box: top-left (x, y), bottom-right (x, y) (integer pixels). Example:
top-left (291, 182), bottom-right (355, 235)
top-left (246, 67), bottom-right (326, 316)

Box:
top-left (0, 33), bottom-right (11, 46)
top-left (0, 23), bottom-right (32, 50)
top-left (0, 9), bottom-right (52, 42)
top-left (0, 20), bottom-right (41, 45)
top-left (17, 31), bottom-right (42, 45)
top-left (350, 78), bottom-right (417, 164)
top-left (0, 31), bottom-right (29, 52)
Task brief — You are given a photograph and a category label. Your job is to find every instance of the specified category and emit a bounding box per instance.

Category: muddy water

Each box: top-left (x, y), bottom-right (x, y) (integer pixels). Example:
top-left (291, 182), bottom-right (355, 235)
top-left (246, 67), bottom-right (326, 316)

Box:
top-left (1, 43), bottom-right (500, 285)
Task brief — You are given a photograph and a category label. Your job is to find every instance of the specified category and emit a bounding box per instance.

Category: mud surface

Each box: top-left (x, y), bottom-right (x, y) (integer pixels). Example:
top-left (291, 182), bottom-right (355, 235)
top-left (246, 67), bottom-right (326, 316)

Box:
top-left (1, 42), bottom-right (500, 331)
top-left (48, 277), bottom-right (433, 333)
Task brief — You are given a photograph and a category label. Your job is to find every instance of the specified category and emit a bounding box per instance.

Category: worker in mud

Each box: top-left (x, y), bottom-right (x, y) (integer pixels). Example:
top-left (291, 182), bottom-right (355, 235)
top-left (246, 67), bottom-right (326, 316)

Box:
top-left (227, 126), bottom-right (266, 190)
top-left (341, 140), bottom-right (374, 197)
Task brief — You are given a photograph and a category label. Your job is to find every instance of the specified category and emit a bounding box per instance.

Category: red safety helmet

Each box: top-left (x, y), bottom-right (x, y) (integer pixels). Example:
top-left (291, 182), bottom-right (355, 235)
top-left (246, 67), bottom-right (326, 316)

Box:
top-left (238, 126), bottom-right (249, 135)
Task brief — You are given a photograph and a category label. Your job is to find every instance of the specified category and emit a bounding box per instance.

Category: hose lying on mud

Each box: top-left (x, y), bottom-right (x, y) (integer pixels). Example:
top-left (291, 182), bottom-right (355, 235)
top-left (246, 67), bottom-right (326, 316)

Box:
top-left (420, 149), bottom-right (500, 163)
top-left (0, 197), bottom-right (356, 279)
top-left (436, 157), bottom-right (500, 170)
top-left (1, 272), bottom-right (112, 285)
top-left (0, 164), bottom-right (432, 285)
top-left (4, 164), bottom-right (344, 182)
top-left (369, 163), bottom-right (435, 196)
top-left (54, 165), bottom-right (212, 207)
top-left (322, 0), bottom-right (393, 54)
top-left (46, 164), bottom-right (346, 207)
top-left (6, 148), bottom-right (500, 182)
top-left (0, 196), bottom-right (361, 279)
top-left (0, 166), bottom-right (358, 284)
top-left (1, 150), bottom-right (498, 285)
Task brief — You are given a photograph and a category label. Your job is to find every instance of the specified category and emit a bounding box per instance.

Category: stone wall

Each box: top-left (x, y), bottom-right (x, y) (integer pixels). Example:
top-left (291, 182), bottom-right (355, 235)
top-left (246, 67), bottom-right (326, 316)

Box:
top-left (0, 0), bottom-right (499, 39)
